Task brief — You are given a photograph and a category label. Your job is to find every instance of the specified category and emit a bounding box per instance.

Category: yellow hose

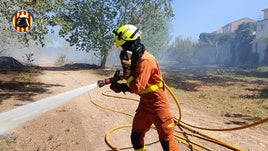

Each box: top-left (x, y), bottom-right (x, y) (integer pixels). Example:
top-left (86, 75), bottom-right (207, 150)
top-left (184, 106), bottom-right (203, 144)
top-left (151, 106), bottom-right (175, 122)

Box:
top-left (181, 117), bottom-right (268, 131)
top-left (68, 72), bottom-right (266, 150)
top-left (164, 83), bottom-right (182, 122)
top-left (88, 83), bottom-right (267, 151)
top-left (178, 123), bottom-right (243, 151)
top-left (104, 124), bottom-right (132, 151)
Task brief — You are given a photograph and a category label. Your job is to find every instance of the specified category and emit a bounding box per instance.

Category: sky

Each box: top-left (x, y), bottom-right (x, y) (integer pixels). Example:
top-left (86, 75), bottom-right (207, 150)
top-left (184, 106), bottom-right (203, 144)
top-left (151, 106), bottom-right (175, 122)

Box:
top-left (172, 0), bottom-right (268, 41)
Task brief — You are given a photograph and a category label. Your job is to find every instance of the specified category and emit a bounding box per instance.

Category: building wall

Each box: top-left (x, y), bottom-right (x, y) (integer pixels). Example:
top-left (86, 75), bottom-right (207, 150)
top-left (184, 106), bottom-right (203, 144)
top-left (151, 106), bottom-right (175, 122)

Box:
top-left (263, 8), bottom-right (268, 19)
top-left (192, 45), bottom-right (232, 65)
top-left (218, 17), bottom-right (255, 34)
top-left (253, 8), bottom-right (268, 63)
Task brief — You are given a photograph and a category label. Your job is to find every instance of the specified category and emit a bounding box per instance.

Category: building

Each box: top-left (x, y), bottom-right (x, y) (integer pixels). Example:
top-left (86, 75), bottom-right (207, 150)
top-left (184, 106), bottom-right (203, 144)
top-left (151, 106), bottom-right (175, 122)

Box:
top-left (214, 17), bottom-right (256, 34)
top-left (253, 8), bottom-right (268, 63)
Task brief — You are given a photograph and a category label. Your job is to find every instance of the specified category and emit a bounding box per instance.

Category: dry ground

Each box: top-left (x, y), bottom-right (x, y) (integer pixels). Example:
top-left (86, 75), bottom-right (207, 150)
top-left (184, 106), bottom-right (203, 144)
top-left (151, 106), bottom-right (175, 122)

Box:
top-left (0, 66), bottom-right (267, 151)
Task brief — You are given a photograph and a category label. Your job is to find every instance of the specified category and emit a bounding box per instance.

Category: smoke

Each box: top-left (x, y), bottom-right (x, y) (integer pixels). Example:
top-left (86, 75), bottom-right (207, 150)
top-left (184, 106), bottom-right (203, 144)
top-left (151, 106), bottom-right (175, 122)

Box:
top-left (1, 40), bottom-right (102, 67)
top-left (106, 48), bottom-right (121, 66)
top-left (158, 44), bottom-right (235, 75)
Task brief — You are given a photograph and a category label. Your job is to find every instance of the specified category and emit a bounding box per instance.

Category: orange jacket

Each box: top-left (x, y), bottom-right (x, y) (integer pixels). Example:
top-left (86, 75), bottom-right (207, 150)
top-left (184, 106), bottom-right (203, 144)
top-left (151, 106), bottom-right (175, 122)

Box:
top-left (127, 51), bottom-right (172, 118)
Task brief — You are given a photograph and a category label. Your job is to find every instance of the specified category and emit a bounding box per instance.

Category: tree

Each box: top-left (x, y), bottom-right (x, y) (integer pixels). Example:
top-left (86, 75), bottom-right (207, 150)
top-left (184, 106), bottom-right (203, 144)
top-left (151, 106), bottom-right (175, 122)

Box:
top-left (233, 22), bottom-right (256, 64)
top-left (254, 34), bottom-right (268, 64)
top-left (115, 0), bottom-right (173, 57)
top-left (162, 36), bottom-right (194, 65)
top-left (217, 32), bottom-right (235, 45)
top-left (55, 0), bottom-right (173, 68)
top-left (55, 0), bottom-right (118, 68)
top-left (138, 5), bottom-right (172, 57)
top-left (1, 0), bottom-right (173, 68)
top-left (198, 32), bottom-right (218, 46)
top-left (0, 1), bottom-right (25, 54)
top-left (199, 32), bottom-right (235, 46)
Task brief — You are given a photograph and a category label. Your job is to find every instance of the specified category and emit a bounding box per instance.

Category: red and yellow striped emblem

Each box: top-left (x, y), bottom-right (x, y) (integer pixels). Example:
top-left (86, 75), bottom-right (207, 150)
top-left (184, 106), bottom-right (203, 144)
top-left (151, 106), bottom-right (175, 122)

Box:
top-left (11, 10), bottom-right (34, 33)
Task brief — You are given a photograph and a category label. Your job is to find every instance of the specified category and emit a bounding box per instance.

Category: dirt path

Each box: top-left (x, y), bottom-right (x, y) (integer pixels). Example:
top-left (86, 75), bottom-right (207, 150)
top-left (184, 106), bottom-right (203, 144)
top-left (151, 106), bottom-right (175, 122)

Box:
top-left (0, 70), bottom-right (267, 151)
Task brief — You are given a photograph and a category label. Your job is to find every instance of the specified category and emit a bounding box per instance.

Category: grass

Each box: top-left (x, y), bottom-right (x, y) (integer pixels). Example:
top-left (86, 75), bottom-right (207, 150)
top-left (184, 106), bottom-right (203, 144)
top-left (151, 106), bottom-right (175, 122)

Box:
top-left (14, 72), bottom-right (34, 83)
top-left (0, 135), bottom-right (17, 150)
top-left (13, 67), bottom-right (43, 83)
top-left (164, 67), bottom-right (268, 123)
top-left (257, 66), bottom-right (268, 71)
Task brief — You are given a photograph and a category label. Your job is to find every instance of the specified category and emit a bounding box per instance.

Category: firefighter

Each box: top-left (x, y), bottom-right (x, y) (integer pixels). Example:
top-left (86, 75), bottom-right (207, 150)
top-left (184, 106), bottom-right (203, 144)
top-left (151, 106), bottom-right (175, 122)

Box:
top-left (110, 24), bottom-right (180, 151)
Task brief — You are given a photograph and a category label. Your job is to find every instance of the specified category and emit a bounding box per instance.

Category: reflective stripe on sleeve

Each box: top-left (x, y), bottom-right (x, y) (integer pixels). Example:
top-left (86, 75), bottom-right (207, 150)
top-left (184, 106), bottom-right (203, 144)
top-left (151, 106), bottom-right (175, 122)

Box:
top-left (126, 75), bottom-right (134, 87)
top-left (140, 81), bottom-right (163, 94)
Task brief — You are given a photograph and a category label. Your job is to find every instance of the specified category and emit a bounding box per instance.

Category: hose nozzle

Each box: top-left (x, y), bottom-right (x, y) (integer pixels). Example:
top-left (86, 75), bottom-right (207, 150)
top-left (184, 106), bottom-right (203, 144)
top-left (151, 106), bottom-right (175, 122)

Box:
top-left (97, 80), bottom-right (105, 88)
top-left (97, 78), bottom-right (112, 88)
top-left (97, 69), bottom-right (122, 88)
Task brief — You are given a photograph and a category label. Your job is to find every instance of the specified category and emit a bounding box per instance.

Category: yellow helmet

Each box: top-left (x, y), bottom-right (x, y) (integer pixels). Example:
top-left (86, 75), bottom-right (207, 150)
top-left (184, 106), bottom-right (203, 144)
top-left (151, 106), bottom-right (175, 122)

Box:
top-left (113, 24), bottom-right (142, 47)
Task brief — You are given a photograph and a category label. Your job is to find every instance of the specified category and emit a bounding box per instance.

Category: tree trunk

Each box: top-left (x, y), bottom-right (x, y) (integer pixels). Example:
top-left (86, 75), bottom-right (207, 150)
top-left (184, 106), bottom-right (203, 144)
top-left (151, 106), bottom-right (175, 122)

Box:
top-left (100, 49), bottom-right (109, 69)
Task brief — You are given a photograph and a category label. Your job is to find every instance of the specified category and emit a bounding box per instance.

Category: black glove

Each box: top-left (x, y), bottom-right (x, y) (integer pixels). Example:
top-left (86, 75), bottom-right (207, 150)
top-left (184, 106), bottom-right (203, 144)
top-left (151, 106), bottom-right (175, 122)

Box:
top-left (110, 83), bottom-right (121, 93)
top-left (110, 83), bottom-right (131, 93)
top-left (120, 83), bottom-right (131, 93)
top-left (120, 51), bottom-right (131, 79)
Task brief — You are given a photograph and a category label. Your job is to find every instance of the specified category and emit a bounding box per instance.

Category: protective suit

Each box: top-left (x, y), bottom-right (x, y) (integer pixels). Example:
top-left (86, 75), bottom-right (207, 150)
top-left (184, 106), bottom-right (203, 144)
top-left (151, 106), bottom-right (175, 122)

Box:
top-left (111, 24), bottom-right (179, 151)
top-left (127, 51), bottom-right (179, 151)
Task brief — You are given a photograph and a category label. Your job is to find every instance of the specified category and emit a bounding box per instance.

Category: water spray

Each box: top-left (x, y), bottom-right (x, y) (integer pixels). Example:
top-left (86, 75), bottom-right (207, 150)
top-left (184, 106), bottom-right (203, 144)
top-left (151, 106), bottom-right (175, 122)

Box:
top-left (0, 69), bottom-right (121, 135)
top-left (0, 83), bottom-right (98, 135)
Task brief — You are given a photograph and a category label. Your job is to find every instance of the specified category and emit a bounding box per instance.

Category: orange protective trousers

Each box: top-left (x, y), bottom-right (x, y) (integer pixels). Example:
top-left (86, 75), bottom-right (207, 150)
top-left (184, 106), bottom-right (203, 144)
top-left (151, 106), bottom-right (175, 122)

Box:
top-left (131, 89), bottom-right (180, 151)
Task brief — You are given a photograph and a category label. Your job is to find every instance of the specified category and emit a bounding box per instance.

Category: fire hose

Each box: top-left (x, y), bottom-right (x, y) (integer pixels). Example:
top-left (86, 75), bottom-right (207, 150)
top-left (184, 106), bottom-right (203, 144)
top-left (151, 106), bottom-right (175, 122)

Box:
top-left (95, 70), bottom-right (267, 151)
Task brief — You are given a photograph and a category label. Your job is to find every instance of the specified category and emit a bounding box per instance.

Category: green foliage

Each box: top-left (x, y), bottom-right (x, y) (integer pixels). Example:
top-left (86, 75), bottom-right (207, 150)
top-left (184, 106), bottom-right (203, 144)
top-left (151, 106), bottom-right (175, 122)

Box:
top-left (233, 22), bottom-right (256, 64)
top-left (217, 32), bottom-right (235, 45)
top-left (0, 1), bottom-right (26, 52)
top-left (0, 136), bottom-right (16, 150)
top-left (14, 72), bottom-right (34, 83)
top-left (56, 0), bottom-right (117, 53)
top-left (1, 0), bottom-right (173, 68)
top-left (114, 0), bottom-right (174, 56)
top-left (257, 66), bottom-right (268, 72)
top-left (217, 69), bottom-right (226, 75)
top-left (116, 0), bottom-right (174, 24)
top-left (193, 22), bottom-right (257, 66)
top-left (141, 14), bottom-right (171, 56)
top-left (235, 22), bottom-right (256, 44)
top-left (199, 32), bottom-right (235, 46)
top-left (54, 0), bottom-right (173, 67)
top-left (199, 32), bottom-right (218, 46)
top-left (198, 93), bottom-right (208, 99)
top-left (54, 0), bottom-right (118, 68)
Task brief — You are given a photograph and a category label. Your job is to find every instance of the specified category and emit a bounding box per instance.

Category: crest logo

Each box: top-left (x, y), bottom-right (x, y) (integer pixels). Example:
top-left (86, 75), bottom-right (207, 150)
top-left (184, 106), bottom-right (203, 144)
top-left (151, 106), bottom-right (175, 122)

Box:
top-left (11, 10), bottom-right (34, 33)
